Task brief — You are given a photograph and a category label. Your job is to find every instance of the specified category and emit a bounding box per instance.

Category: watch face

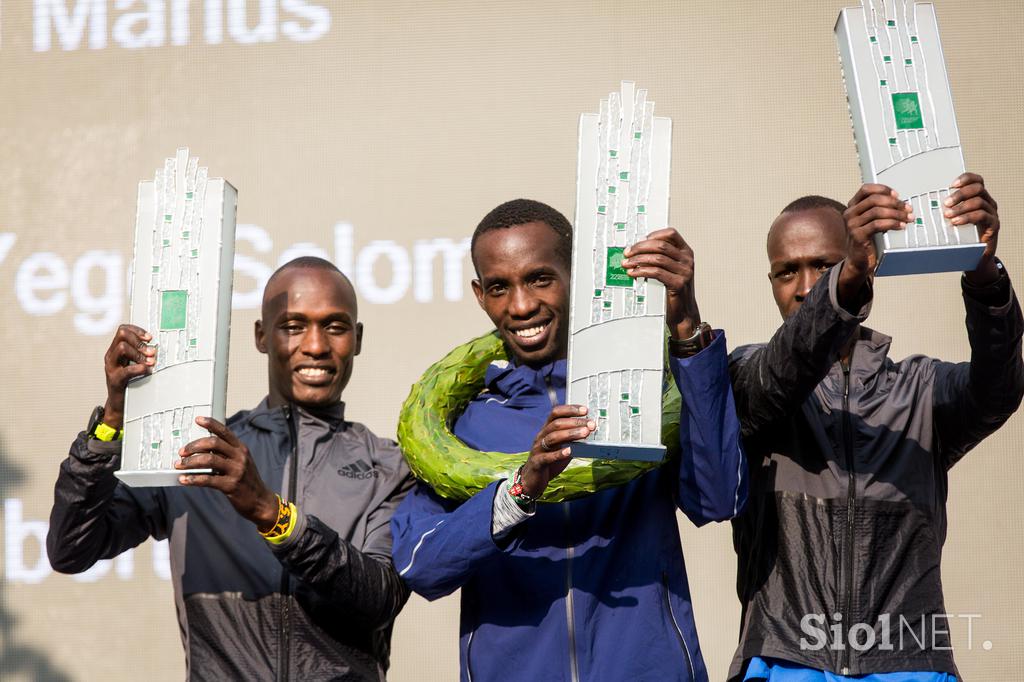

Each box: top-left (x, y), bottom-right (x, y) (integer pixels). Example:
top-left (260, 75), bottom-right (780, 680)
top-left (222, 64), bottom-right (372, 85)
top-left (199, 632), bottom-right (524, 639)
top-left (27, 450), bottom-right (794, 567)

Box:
top-left (87, 405), bottom-right (105, 435)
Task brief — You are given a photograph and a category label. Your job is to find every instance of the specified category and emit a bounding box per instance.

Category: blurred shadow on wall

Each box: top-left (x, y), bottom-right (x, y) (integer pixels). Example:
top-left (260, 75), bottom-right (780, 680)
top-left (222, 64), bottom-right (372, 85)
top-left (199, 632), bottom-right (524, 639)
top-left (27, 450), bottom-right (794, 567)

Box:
top-left (0, 436), bottom-right (72, 681)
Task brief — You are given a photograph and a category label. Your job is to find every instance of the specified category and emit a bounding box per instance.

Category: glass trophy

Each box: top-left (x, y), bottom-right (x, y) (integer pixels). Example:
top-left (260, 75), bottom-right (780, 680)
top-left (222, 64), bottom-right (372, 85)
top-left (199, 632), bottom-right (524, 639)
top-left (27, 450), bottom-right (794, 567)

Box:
top-left (836, 1), bottom-right (984, 276)
top-left (566, 82), bottom-right (671, 462)
top-left (117, 148), bottom-right (237, 486)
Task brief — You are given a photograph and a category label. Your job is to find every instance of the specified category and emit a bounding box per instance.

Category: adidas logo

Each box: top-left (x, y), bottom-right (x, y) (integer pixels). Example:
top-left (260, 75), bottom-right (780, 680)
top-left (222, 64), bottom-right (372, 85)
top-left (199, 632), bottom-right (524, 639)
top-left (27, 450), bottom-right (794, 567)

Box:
top-left (337, 460), bottom-right (378, 480)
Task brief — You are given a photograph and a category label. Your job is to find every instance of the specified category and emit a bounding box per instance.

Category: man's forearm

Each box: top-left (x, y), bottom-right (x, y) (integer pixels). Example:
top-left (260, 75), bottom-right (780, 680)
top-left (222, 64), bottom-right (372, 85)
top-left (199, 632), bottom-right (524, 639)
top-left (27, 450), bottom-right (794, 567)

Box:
top-left (671, 332), bottom-right (748, 525)
top-left (963, 271), bottom-right (1024, 410)
top-left (836, 258), bottom-right (873, 315)
top-left (933, 272), bottom-right (1024, 466)
top-left (47, 434), bottom-right (154, 573)
top-left (730, 262), bottom-right (869, 438)
top-left (271, 512), bottom-right (409, 630)
top-left (390, 482), bottom-right (507, 601)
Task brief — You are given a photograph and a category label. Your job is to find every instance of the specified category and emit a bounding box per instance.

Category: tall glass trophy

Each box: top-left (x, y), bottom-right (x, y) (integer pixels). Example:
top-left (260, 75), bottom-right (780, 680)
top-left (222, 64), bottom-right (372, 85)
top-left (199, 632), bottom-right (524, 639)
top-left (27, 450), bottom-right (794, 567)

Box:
top-left (836, 1), bottom-right (984, 276)
top-left (566, 82), bottom-right (671, 462)
top-left (116, 148), bottom-right (237, 486)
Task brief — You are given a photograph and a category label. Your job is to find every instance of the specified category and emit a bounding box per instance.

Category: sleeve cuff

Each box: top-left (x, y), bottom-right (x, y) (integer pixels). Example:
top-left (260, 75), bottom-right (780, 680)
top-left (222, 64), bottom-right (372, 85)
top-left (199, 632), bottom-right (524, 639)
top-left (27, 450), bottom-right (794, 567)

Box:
top-left (827, 260), bottom-right (873, 323)
top-left (491, 479), bottom-right (535, 539)
top-left (82, 433), bottom-right (123, 461)
top-left (962, 264), bottom-right (1013, 311)
top-left (668, 327), bottom-right (727, 371)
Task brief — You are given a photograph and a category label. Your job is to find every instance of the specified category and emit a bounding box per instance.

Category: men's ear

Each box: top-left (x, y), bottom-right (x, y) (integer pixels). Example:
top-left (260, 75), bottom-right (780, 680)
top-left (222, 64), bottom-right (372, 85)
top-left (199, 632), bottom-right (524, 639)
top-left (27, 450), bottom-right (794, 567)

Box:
top-left (471, 279), bottom-right (486, 310)
top-left (254, 319), bottom-right (268, 354)
top-left (354, 322), bottom-right (363, 356)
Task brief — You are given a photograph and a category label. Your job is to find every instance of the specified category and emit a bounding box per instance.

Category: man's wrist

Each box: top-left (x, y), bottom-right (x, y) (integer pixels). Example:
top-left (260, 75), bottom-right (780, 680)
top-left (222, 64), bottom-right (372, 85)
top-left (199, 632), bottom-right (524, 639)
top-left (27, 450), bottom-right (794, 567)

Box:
top-left (492, 479), bottom-right (535, 539)
top-left (668, 322), bottom-right (714, 358)
top-left (88, 405), bottom-right (124, 442)
top-left (101, 399), bottom-right (125, 431)
top-left (254, 492), bottom-right (284, 533)
top-left (964, 256), bottom-right (1001, 287)
top-left (835, 260), bottom-right (872, 314)
top-left (507, 466), bottom-right (538, 510)
top-left (670, 318), bottom-right (699, 340)
top-left (259, 494), bottom-right (300, 543)
top-left (963, 257), bottom-right (1009, 305)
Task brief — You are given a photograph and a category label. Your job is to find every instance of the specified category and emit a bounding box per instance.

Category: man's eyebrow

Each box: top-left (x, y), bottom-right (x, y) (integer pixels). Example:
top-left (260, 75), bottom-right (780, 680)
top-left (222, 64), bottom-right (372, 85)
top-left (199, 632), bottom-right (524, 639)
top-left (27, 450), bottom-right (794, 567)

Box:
top-left (276, 311), bottom-right (354, 324)
top-left (275, 312), bottom-right (308, 323)
top-left (480, 274), bottom-right (508, 286)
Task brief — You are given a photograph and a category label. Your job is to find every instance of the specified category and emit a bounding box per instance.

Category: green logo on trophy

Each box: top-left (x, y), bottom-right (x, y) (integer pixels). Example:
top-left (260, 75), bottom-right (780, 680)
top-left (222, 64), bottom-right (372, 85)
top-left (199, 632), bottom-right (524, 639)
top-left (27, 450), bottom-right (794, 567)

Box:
top-left (892, 92), bottom-right (924, 130)
top-left (605, 247), bottom-right (632, 287)
top-left (160, 290), bottom-right (189, 330)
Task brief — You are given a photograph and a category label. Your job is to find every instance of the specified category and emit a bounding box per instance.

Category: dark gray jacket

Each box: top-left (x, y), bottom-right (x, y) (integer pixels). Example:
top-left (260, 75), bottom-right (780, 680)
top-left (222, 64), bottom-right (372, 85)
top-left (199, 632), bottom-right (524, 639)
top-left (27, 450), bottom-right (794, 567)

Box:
top-left (48, 398), bottom-right (413, 681)
top-left (728, 263), bottom-right (1024, 679)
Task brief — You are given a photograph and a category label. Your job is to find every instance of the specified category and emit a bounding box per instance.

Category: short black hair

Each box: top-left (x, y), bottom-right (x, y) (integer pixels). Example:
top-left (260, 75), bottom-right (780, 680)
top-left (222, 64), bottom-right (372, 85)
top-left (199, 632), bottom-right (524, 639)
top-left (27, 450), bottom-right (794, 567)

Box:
top-left (262, 256), bottom-right (356, 318)
top-left (768, 195), bottom-right (848, 252)
top-left (780, 195), bottom-right (847, 216)
top-left (273, 255), bottom-right (341, 276)
top-left (471, 199), bottom-right (573, 272)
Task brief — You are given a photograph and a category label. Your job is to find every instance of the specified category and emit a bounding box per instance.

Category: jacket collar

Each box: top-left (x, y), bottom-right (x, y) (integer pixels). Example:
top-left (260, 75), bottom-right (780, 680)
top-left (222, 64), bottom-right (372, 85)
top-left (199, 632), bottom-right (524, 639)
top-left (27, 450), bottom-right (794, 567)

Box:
top-left (484, 357), bottom-right (566, 401)
top-left (248, 397), bottom-right (347, 433)
top-left (827, 326), bottom-right (892, 386)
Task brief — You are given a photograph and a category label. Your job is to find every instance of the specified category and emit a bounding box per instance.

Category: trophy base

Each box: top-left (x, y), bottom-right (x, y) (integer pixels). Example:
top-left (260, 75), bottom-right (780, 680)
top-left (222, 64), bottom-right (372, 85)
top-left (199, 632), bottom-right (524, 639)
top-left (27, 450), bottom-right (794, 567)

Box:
top-left (115, 469), bottom-right (213, 487)
top-left (570, 441), bottom-right (666, 463)
top-left (876, 243), bottom-right (985, 277)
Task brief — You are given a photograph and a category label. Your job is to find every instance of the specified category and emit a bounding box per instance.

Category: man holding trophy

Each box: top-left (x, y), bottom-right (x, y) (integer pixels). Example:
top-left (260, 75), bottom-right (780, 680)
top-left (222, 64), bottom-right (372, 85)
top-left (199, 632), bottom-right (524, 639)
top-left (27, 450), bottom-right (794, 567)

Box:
top-left (48, 257), bottom-right (413, 680)
top-left (391, 198), bottom-right (747, 682)
top-left (728, 175), bottom-right (1024, 681)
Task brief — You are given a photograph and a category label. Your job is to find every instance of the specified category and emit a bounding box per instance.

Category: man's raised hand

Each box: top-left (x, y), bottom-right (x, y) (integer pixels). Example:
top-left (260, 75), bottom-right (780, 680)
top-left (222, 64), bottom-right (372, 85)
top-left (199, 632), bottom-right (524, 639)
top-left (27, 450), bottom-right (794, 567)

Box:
top-left (175, 416), bottom-right (280, 532)
top-left (102, 324), bottom-right (157, 429)
top-left (946, 173), bottom-right (1001, 285)
top-left (519, 405), bottom-right (596, 499)
top-left (620, 228), bottom-right (701, 339)
top-left (837, 184), bottom-right (911, 306)
top-left (843, 183), bottom-right (913, 277)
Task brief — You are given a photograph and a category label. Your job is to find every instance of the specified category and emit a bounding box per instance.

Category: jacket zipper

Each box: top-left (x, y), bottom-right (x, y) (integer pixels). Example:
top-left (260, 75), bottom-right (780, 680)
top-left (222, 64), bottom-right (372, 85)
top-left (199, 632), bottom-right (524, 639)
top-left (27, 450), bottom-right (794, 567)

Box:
top-left (545, 376), bottom-right (579, 682)
top-left (279, 405), bottom-right (300, 682)
top-left (662, 572), bottom-right (696, 680)
top-left (464, 629), bottom-right (474, 682)
top-left (839, 362), bottom-right (855, 675)
top-left (563, 503), bottom-right (579, 682)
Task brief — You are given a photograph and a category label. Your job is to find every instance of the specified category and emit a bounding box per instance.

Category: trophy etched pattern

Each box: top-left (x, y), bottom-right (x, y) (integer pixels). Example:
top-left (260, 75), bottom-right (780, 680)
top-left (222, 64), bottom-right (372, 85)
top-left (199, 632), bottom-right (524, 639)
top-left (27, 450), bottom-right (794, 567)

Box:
top-left (836, 1), bottom-right (983, 276)
top-left (117, 148), bottom-right (237, 487)
top-left (566, 82), bottom-right (671, 462)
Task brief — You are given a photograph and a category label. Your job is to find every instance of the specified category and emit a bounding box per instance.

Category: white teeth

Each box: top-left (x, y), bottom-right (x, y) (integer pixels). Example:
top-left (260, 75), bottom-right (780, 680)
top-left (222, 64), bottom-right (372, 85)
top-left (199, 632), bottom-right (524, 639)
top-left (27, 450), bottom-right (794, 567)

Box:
top-left (298, 367), bottom-right (329, 377)
top-left (514, 325), bottom-right (546, 339)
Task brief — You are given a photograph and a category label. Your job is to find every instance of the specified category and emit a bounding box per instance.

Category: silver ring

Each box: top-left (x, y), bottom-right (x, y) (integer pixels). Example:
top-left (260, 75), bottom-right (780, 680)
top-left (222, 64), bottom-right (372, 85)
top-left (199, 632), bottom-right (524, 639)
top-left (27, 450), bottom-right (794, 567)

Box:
top-left (540, 436), bottom-right (550, 451)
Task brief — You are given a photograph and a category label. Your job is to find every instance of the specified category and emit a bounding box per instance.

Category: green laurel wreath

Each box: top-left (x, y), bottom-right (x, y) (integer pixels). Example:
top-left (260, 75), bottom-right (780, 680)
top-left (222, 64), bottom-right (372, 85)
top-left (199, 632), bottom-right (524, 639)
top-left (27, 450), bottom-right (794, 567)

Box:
top-left (397, 331), bottom-right (680, 503)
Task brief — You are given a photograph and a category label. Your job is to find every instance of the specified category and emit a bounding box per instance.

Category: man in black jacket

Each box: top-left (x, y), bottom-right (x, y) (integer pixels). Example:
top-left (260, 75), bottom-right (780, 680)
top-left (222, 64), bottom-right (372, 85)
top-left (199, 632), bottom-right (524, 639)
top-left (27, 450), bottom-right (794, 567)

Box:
top-left (728, 175), bottom-right (1024, 680)
top-left (48, 256), bottom-right (413, 681)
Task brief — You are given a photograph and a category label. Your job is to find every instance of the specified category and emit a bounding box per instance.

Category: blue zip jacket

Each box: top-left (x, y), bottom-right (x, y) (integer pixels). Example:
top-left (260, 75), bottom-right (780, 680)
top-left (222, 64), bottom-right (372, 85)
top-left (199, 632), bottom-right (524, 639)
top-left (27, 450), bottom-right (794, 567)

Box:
top-left (392, 332), bottom-right (747, 681)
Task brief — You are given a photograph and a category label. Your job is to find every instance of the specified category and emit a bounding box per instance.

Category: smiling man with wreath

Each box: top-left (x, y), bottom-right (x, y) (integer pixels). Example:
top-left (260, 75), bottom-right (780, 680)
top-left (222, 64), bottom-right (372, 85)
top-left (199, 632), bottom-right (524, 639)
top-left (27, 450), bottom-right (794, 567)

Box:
top-left (391, 199), bottom-right (747, 682)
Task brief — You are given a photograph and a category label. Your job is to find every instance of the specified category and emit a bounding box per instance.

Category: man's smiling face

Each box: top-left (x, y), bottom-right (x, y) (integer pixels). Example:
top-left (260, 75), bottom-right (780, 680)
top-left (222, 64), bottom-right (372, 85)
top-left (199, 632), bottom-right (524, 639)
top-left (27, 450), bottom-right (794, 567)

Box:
top-left (255, 266), bottom-right (363, 408)
top-left (471, 221), bottom-right (570, 368)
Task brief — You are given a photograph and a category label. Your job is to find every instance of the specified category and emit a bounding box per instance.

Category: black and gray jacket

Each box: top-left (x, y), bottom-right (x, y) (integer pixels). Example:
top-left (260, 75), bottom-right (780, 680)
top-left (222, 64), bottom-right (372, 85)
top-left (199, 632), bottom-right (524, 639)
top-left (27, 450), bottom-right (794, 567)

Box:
top-left (47, 398), bottom-right (413, 681)
top-left (727, 263), bottom-right (1024, 679)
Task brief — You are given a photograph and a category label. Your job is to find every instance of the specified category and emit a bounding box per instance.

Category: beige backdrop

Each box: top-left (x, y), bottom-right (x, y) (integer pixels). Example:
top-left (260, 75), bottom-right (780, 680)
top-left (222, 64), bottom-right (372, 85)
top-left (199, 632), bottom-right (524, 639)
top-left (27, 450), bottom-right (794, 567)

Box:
top-left (1, 1), bottom-right (1022, 680)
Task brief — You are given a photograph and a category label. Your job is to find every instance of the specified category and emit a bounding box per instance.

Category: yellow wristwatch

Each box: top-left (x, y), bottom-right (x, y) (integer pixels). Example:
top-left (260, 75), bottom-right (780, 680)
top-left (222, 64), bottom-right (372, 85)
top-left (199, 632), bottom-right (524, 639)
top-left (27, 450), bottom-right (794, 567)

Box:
top-left (87, 405), bottom-right (123, 442)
